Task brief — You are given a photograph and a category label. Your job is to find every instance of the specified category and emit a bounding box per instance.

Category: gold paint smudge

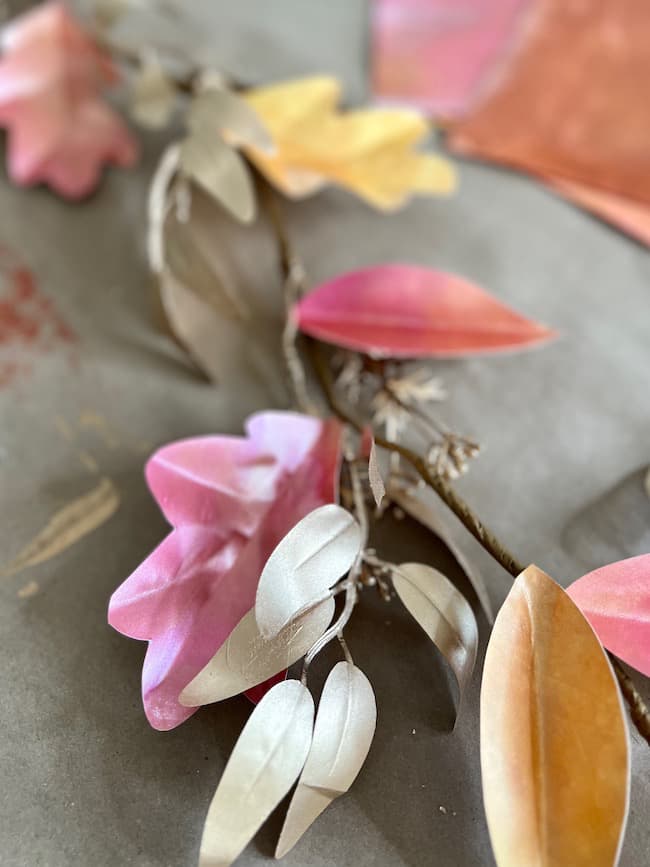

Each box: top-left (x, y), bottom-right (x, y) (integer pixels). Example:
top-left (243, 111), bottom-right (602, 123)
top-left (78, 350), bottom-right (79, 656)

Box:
top-left (79, 410), bottom-right (120, 449)
top-left (77, 450), bottom-right (100, 474)
top-left (1, 477), bottom-right (120, 578)
top-left (53, 415), bottom-right (75, 442)
top-left (17, 580), bottom-right (39, 598)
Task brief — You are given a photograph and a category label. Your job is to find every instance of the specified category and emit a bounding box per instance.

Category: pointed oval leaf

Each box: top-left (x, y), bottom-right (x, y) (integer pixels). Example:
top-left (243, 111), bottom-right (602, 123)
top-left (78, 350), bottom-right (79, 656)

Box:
top-left (255, 504), bottom-right (362, 639)
top-left (276, 661), bottom-right (377, 858)
top-left (180, 135), bottom-right (255, 223)
top-left (393, 562), bottom-right (478, 714)
top-left (482, 565), bottom-right (629, 867)
top-left (199, 679), bottom-right (314, 867)
top-left (567, 554), bottom-right (650, 677)
top-left (188, 88), bottom-right (274, 153)
top-left (293, 264), bottom-right (557, 358)
top-left (179, 598), bottom-right (334, 706)
top-left (389, 482), bottom-right (494, 622)
top-left (368, 439), bottom-right (386, 508)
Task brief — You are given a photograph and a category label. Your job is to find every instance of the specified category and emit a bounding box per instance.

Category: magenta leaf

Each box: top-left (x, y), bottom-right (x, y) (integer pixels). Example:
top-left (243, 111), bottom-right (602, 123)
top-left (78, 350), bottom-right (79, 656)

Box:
top-left (108, 411), bottom-right (341, 731)
top-left (293, 264), bottom-right (556, 358)
top-left (567, 554), bottom-right (650, 677)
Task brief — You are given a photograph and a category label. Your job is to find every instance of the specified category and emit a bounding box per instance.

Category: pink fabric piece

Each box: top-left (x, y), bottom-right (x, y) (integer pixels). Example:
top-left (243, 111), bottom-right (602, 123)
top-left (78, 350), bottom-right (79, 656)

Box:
top-left (372, 0), bottom-right (534, 117)
top-left (294, 263), bottom-right (556, 359)
top-left (0, 2), bottom-right (137, 198)
top-left (567, 554), bottom-right (650, 678)
top-left (109, 411), bottom-right (341, 730)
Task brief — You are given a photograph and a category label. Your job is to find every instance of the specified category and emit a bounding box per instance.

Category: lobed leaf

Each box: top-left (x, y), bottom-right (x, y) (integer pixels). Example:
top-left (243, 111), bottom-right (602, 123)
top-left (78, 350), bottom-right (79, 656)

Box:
top-left (276, 661), bottom-right (377, 858)
top-left (198, 680), bottom-right (314, 867)
top-left (255, 504), bottom-right (362, 639)
top-left (294, 264), bottom-right (556, 358)
top-left (481, 564), bottom-right (629, 867)
top-left (393, 562), bottom-right (478, 718)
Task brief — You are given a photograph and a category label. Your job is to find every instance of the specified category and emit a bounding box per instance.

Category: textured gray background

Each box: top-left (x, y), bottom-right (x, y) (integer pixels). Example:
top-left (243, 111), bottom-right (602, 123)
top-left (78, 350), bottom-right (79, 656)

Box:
top-left (1, 2), bottom-right (649, 866)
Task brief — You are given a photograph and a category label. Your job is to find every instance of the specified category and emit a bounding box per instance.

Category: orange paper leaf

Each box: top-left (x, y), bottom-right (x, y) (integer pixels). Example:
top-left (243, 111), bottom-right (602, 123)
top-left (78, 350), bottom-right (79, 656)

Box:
top-left (481, 565), bottom-right (629, 867)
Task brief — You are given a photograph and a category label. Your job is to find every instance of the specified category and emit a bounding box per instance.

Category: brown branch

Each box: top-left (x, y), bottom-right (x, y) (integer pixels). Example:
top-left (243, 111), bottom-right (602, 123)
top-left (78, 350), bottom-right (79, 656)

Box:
top-left (307, 338), bottom-right (526, 578)
top-left (264, 186), bottom-right (650, 748)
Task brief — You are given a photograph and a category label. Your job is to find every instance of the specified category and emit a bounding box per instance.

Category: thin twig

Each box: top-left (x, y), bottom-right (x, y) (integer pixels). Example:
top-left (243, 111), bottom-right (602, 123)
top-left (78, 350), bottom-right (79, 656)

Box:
top-left (263, 181), bottom-right (650, 748)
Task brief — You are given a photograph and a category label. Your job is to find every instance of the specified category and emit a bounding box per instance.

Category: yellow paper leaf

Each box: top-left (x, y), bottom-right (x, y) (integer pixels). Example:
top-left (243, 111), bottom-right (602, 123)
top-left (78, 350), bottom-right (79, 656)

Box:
top-left (242, 76), bottom-right (456, 208)
top-left (481, 564), bottom-right (629, 867)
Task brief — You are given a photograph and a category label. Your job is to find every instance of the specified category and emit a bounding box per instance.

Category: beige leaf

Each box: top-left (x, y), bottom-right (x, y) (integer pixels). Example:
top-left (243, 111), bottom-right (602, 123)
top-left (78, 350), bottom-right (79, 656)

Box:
top-left (255, 505), bottom-right (362, 639)
top-left (179, 134), bottom-right (255, 223)
top-left (188, 88), bottom-right (273, 153)
top-left (1, 477), bottom-right (119, 578)
top-left (368, 440), bottom-right (385, 508)
top-left (199, 679), bottom-right (314, 867)
top-left (389, 482), bottom-right (493, 622)
top-left (158, 270), bottom-right (226, 381)
top-left (481, 565), bottom-right (629, 867)
top-left (179, 598), bottom-right (334, 707)
top-left (130, 53), bottom-right (176, 130)
top-left (276, 661), bottom-right (376, 858)
top-left (393, 562), bottom-right (478, 716)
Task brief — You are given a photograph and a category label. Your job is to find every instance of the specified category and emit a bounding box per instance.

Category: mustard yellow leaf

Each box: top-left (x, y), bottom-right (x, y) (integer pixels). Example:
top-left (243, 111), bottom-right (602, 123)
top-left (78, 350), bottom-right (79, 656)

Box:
top-left (481, 564), bottom-right (629, 867)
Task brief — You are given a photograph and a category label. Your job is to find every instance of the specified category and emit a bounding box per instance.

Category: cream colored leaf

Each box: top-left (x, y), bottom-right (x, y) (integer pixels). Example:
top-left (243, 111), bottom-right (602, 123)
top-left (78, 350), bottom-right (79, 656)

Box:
top-left (199, 679), bottom-right (314, 867)
top-left (1, 477), bottom-right (119, 578)
top-left (179, 135), bottom-right (255, 224)
top-left (481, 564), bottom-right (630, 867)
top-left (180, 598), bottom-right (334, 707)
top-left (131, 54), bottom-right (176, 129)
top-left (158, 270), bottom-right (225, 381)
top-left (368, 440), bottom-right (385, 508)
top-left (393, 562), bottom-right (478, 715)
top-left (276, 661), bottom-right (376, 858)
top-left (188, 88), bottom-right (273, 153)
top-left (389, 482), bottom-right (493, 622)
top-left (255, 505), bottom-right (362, 639)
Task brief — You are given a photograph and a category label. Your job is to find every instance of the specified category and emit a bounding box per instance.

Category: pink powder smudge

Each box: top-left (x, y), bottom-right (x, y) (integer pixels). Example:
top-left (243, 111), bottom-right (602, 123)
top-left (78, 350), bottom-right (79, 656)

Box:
top-left (0, 246), bottom-right (77, 389)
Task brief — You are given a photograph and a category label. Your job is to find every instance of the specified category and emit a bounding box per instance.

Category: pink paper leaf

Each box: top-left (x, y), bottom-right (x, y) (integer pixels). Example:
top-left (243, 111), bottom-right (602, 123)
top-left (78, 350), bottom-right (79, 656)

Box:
top-left (372, 0), bottom-right (535, 118)
top-left (293, 264), bottom-right (556, 358)
top-left (567, 554), bottom-right (650, 677)
top-left (0, 2), bottom-right (138, 198)
top-left (108, 411), bottom-right (341, 731)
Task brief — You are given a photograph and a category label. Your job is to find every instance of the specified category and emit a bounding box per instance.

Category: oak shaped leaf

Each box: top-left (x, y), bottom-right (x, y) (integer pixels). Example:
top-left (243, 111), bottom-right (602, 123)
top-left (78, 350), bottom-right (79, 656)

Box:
top-left (108, 411), bottom-right (341, 731)
top-left (0, 1), bottom-right (138, 198)
top-left (242, 76), bottom-right (455, 210)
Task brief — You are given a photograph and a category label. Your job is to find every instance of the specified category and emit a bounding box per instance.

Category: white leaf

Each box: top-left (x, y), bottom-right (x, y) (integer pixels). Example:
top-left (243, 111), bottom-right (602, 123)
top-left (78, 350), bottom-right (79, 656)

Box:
top-left (199, 680), bottom-right (314, 867)
top-left (368, 440), bottom-right (385, 508)
top-left (393, 562), bottom-right (478, 715)
top-left (255, 505), bottom-right (362, 639)
top-left (276, 661), bottom-right (376, 858)
top-left (179, 598), bottom-right (334, 707)
top-left (389, 482), bottom-right (494, 622)
top-left (188, 88), bottom-right (274, 153)
top-left (179, 135), bottom-right (255, 224)
top-left (131, 54), bottom-right (176, 129)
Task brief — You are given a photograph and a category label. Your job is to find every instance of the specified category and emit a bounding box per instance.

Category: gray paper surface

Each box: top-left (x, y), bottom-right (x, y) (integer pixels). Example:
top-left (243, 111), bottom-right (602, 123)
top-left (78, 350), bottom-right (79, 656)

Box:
top-left (1, 3), bottom-right (649, 866)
